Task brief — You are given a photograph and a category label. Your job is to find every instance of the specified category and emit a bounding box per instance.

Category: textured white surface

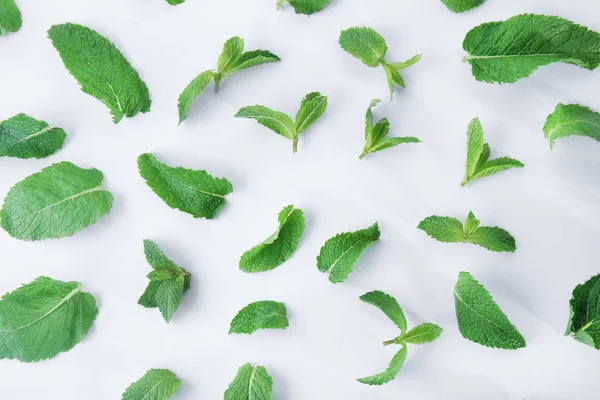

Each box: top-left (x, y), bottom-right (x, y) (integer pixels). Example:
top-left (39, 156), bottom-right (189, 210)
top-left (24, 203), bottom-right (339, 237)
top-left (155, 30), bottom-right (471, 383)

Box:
top-left (1, 0), bottom-right (599, 398)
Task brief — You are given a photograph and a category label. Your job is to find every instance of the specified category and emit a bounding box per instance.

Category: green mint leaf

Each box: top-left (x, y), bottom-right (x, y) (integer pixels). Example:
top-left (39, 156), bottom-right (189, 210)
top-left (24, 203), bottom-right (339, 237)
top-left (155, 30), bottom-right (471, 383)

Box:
top-left (441, 0), bottom-right (484, 13)
top-left (368, 137), bottom-right (421, 153)
top-left (166, 0), bottom-right (185, 5)
top-left (364, 99), bottom-right (380, 137)
top-left (229, 300), bottom-right (288, 334)
top-left (454, 272), bottom-right (526, 350)
top-left (565, 274), bottom-right (600, 349)
top-left (543, 103), bottom-right (600, 149)
top-left (177, 70), bottom-right (214, 125)
top-left (402, 323), bottom-right (443, 344)
top-left (295, 92), bottom-right (328, 134)
top-left (463, 211), bottom-right (480, 238)
top-left (121, 369), bottom-right (181, 400)
top-left (386, 54), bottom-right (423, 70)
top-left (462, 118), bottom-right (523, 186)
top-left (317, 222), bottom-right (380, 283)
top-left (339, 27), bottom-right (387, 67)
top-left (239, 205), bottom-right (305, 273)
top-left (48, 23), bottom-right (150, 123)
top-left (0, 162), bottom-right (113, 240)
top-left (217, 37), bottom-right (245, 73)
top-left (0, 0), bottom-right (21, 35)
top-left (219, 49), bottom-right (281, 77)
top-left (382, 62), bottom-right (404, 97)
top-left (225, 363), bottom-right (273, 400)
top-left (463, 14), bottom-right (600, 84)
top-left (0, 113), bottom-right (66, 159)
top-left (0, 276), bottom-right (98, 362)
top-left (468, 226), bottom-right (516, 252)
top-left (417, 216), bottom-right (465, 243)
top-left (137, 153), bottom-right (233, 220)
top-left (143, 239), bottom-right (181, 270)
top-left (283, 0), bottom-right (329, 15)
top-left (357, 345), bottom-right (407, 386)
top-left (360, 290), bottom-right (407, 333)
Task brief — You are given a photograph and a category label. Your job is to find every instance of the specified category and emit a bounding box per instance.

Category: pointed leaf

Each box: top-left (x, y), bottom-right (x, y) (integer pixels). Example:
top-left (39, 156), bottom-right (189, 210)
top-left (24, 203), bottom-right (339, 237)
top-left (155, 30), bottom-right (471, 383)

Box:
top-left (543, 103), bottom-right (600, 149)
top-left (156, 276), bottom-right (185, 323)
top-left (220, 50), bottom-right (280, 77)
top-left (565, 274), bottom-right (600, 349)
top-left (360, 290), bottom-right (406, 333)
top-left (357, 345), bottom-right (407, 386)
top-left (295, 92), bottom-right (328, 134)
top-left (465, 117), bottom-right (485, 179)
top-left (368, 136), bottom-right (420, 154)
top-left (287, 0), bottom-right (329, 15)
top-left (339, 27), bottom-right (387, 67)
top-left (177, 70), bottom-right (214, 124)
top-left (121, 369), bottom-right (181, 400)
top-left (235, 105), bottom-right (295, 139)
top-left (229, 300), bottom-right (288, 334)
top-left (370, 118), bottom-right (390, 145)
top-left (417, 216), bottom-right (465, 243)
top-left (470, 157), bottom-right (524, 182)
top-left (0, 113), bottom-right (66, 159)
top-left (403, 323), bottom-right (444, 344)
top-left (463, 211), bottom-right (480, 238)
top-left (467, 226), bottom-right (516, 252)
top-left (364, 99), bottom-right (381, 139)
top-left (217, 37), bottom-right (245, 73)
top-left (386, 54), bottom-right (422, 70)
top-left (143, 239), bottom-right (181, 271)
top-left (224, 364), bottom-right (273, 400)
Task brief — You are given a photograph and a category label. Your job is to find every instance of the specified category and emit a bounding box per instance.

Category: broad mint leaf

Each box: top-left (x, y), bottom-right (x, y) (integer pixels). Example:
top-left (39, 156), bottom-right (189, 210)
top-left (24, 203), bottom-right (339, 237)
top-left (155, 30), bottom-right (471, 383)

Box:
top-left (462, 118), bottom-right (523, 186)
top-left (0, 0), bottom-right (21, 35)
top-left (277, 0), bottom-right (329, 15)
top-left (360, 290), bottom-right (407, 333)
top-left (48, 23), bottom-right (150, 123)
top-left (317, 222), bottom-right (380, 283)
top-left (565, 274), bottom-right (600, 349)
top-left (441, 0), bottom-right (484, 13)
top-left (0, 276), bottom-right (98, 362)
top-left (543, 103), bottom-right (600, 149)
top-left (121, 369), bottom-right (181, 400)
top-left (402, 323), bottom-right (444, 344)
top-left (236, 92), bottom-right (327, 153)
top-left (463, 14), bottom-right (600, 84)
top-left (137, 153), bottom-right (233, 220)
top-left (0, 162), bottom-right (113, 240)
top-left (225, 363), bottom-right (273, 400)
top-left (0, 113), bottom-right (66, 159)
top-left (178, 37), bottom-right (280, 124)
top-left (357, 345), bottom-right (407, 386)
top-left (454, 272), bottom-right (526, 349)
top-left (138, 240), bottom-right (191, 323)
top-left (360, 99), bottom-right (420, 158)
top-left (229, 300), bottom-right (288, 334)
top-left (417, 216), bottom-right (464, 243)
top-left (239, 205), bottom-right (305, 273)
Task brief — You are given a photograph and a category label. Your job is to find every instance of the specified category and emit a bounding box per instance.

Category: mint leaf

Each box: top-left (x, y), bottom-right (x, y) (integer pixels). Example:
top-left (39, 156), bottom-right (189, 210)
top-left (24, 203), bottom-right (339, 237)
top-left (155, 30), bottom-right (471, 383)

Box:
top-left (340, 27), bottom-right (421, 96)
top-left (166, 0), bottom-right (185, 5)
top-left (565, 274), bottom-right (600, 349)
top-left (418, 212), bottom-right (516, 252)
top-left (0, 0), bottom-right (21, 35)
top-left (0, 113), bottom-right (66, 159)
top-left (402, 323), bottom-right (444, 344)
top-left (454, 272), bottom-right (526, 350)
top-left (0, 276), bottom-right (98, 362)
top-left (178, 37), bottom-right (280, 124)
top-left (236, 92), bottom-right (327, 153)
top-left (357, 345), bottom-right (407, 386)
top-left (48, 23), bottom-right (150, 123)
top-left (441, 0), bottom-right (484, 13)
top-left (463, 14), bottom-right (600, 84)
top-left (137, 153), bottom-right (233, 220)
top-left (229, 300), bottom-right (288, 334)
top-left (225, 363), bottom-right (273, 400)
top-left (544, 103), bottom-right (600, 149)
top-left (360, 99), bottom-right (420, 158)
top-left (317, 222), bottom-right (380, 283)
top-left (462, 118), bottom-right (523, 186)
top-left (239, 205), bottom-right (305, 273)
top-left (360, 290), bottom-right (407, 333)
top-left (121, 369), bottom-right (181, 400)
top-left (0, 162), bottom-right (113, 240)
top-left (277, 0), bottom-right (329, 15)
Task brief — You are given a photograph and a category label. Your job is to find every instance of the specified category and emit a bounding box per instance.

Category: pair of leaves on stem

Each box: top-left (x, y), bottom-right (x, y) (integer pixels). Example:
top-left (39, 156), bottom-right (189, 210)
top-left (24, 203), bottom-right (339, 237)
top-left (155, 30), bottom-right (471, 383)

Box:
top-left (565, 274), bottom-right (600, 349)
top-left (418, 211), bottom-right (516, 253)
top-left (339, 27), bottom-right (421, 98)
top-left (0, 0), bottom-right (21, 36)
top-left (441, 0), bottom-right (484, 13)
top-left (236, 92), bottom-right (328, 153)
top-left (543, 103), bottom-right (600, 149)
top-left (0, 113), bottom-right (66, 159)
top-left (462, 117), bottom-right (523, 186)
top-left (121, 369), bottom-right (181, 400)
top-left (463, 14), bottom-right (600, 84)
top-left (178, 36), bottom-right (280, 124)
top-left (360, 99), bottom-right (420, 159)
top-left (138, 240), bottom-right (191, 323)
top-left (276, 0), bottom-right (329, 15)
top-left (358, 290), bottom-right (443, 385)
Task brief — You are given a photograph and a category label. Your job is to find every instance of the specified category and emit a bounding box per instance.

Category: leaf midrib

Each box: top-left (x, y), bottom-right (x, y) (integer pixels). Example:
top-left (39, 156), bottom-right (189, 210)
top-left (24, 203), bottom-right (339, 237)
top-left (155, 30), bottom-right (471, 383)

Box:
top-left (453, 289), bottom-right (513, 340)
top-left (19, 186), bottom-right (105, 218)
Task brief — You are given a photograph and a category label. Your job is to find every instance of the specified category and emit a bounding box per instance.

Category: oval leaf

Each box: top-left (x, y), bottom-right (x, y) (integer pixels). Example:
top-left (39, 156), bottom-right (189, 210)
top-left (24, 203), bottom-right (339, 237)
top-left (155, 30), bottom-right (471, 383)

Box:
top-left (229, 300), bottom-right (288, 334)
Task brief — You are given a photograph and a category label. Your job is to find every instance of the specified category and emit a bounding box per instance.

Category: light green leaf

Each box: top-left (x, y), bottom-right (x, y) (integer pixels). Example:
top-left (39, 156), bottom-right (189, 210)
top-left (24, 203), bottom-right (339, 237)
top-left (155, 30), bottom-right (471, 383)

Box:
top-left (358, 345), bottom-right (407, 386)
top-left (144, 239), bottom-right (180, 271)
top-left (220, 49), bottom-right (281, 77)
top-left (0, 113), bottom-right (66, 159)
top-left (386, 54), bottom-right (422, 70)
top-left (368, 136), bottom-right (421, 153)
top-left (121, 369), bottom-right (181, 400)
top-left (543, 103), bottom-right (600, 149)
top-left (470, 157), bottom-right (524, 181)
top-left (454, 272), bottom-right (526, 350)
top-left (239, 205), bottom-right (305, 273)
top-left (463, 211), bottom-right (480, 238)
top-left (465, 118), bottom-right (485, 178)
top-left (177, 70), bottom-right (214, 125)
top-left (166, 0), bottom-right (185, 4)
top-left (441, 0), bottom-right (484, 13)
top-left (0, 162), bottom-right (113, 240)
top-left (402, 323), bottom-right (443, 344)
top-left (225, 364), bottom-right (273, 400)
top-left (417, 216), bottom-right (465, 243)
top-left (364, 98), bottom-right (381, 138)
top-left (285, 0), bottom-right (329, 15)
top-left (48, 23), bottom-right (150, 123)
top-left (468, 226), bottom-right (516, 252)
top-left (370, 119), bottom-right (390, 145)
top-left (0, 0), bottom-right (21, 35)
top-left (217, 37), bottom-right (245, 73)
top-left (295, 92), bottom-right (328, 134)
top-left (317, 222), bottom-right (380, 283)
top-left (229, 300), bottom-right (288, 334)
top-left (360, 290), bottom-right (407, 333)
top-left (463, 14), bottom-right (600, 84)
top-left (235, 105), bottom-right (295, 139)
top-left (0, 276), bottom-right (98, 362)
top-left (565, 274), bottom-right (600, 349)
top-left (382, 63), bottom-right (404, 97)
top-left (339, 27), bottom-right (387, 67)
top-left (137, 153), bottom-right (233, 220)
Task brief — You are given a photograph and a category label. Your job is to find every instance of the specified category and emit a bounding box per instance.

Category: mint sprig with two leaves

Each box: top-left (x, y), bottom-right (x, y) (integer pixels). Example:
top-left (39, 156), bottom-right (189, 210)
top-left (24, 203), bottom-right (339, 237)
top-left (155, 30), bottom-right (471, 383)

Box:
top-left (235, 92), bottom-right (327, 153)
top-left (178, 37), bottom-right (280, 124)
top-left (358, 290), bottom-right (442, 385)
top-left (339, 27), bottom-right (421, 98)
top-left (275, 0), bottom-right (328, 15)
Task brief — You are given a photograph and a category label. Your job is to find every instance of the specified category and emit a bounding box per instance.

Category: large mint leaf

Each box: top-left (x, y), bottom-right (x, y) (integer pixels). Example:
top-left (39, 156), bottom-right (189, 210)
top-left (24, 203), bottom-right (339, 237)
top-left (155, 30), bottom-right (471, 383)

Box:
top-left (463, 14), bottom-right (600, 84)
top-left (339, 27), bottom-right (387, 67)
top-left (565, 274), bottom-right (600, 349)
top-left (121, 369), bottom-right (181, 400)
top-left (360, 290), bottom-right (407, 333)
top-left (0, 0), bottom-right (21, 35)
top-left (224, 363), bottom-right (273, 400)
top-left (357, 345), bottom-right (407, 386)
top-left (177, 70), bottom-right (213, 125)
top-left (441, 0), bottom-right (484, 13)
top-left (137, 153), bottom-right (233, 220)
top-left (0, 277), bottom-right (98, 362)
top-left (0, 113), bottom-right (66, 159)
top-left (0, 162), bottom-right (114, 240)
top-left (543, 103), bottom-right (600, 149)
top-left (229, 300), bottom-right (288, 334)
top-left (48, 23), bottom-right (151, 123)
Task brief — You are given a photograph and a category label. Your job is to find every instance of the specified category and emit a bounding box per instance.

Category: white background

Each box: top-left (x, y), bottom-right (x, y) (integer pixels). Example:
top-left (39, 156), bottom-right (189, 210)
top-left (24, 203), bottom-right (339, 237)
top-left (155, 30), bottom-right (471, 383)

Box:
top-left (1, 0), bottom-right (599, 399)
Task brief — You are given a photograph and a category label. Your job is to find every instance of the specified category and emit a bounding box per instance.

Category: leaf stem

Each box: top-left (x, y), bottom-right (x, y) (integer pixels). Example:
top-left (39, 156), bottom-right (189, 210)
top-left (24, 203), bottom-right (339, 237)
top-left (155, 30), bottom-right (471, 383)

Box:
top-left (293, 138), bottom-right (298, 153)
top-left (359, 151), bottom-right (367, 160)
top-left (213, 75), bottom-right (221, 93)
top-left (276, 0), bottom-right (285, 10)
top-left (461, 179), bottom-right (468, 187)
top-left (383, 338), bottom-right (398, 346)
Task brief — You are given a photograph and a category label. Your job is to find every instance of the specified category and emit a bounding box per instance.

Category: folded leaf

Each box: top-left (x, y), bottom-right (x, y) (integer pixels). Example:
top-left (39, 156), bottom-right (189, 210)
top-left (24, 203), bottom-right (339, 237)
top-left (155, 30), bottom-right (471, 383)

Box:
top-left (137, 153), bottom-right (233, 219)
top-left (565, 274), bottom-right (600, 349)
top-left (368, 137), bottom-right (420, 153)
top-left (441, 0), bottom-right (484, 13)
top-left (463, 14), bottom-right (600, 84)
top-left (177, 70), bottom-right (214, 125)
top-left (220, 50), bottom-right (280, 77)
top-left (0, 113), bottom-right (66, 159)
top-left (0, 276), bottom-right (98, 362)
top-left (286, 0), bottom-right (329, 15)
top-left (469, 157), bottom-right (524, 181)
top-left (360, 290), bottom-right (407, 333)
top-left (235, 105), bottom-right (295, 139)
top-left (225, 364), bottom-right (273, 400)
top-left (295, 92), bottom-right (328, 134)
top-left (358, 345), bottom-right (407, 386)
top-left (229, 300), bottom-right (288, 334)
top-left (543, 103), bottom-right (600, 148)
top-left (48, 23), bottom-right (150, 123)
top-left (339, 27), bottom-right (387, 67)
top-left (454, 272), bottom-right (526, 350)
top-left (402, 323), bottom-right (444, 344)
top-left (121, 369), bottom-right (181, 400)
top-left (0, 0), bottom-right (21, 35)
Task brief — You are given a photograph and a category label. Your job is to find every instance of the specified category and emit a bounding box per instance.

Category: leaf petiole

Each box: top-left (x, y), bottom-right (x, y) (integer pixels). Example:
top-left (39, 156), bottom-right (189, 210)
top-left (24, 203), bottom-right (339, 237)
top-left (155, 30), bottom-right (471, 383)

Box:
top-left (276, 0), bottom-right (285, 10)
